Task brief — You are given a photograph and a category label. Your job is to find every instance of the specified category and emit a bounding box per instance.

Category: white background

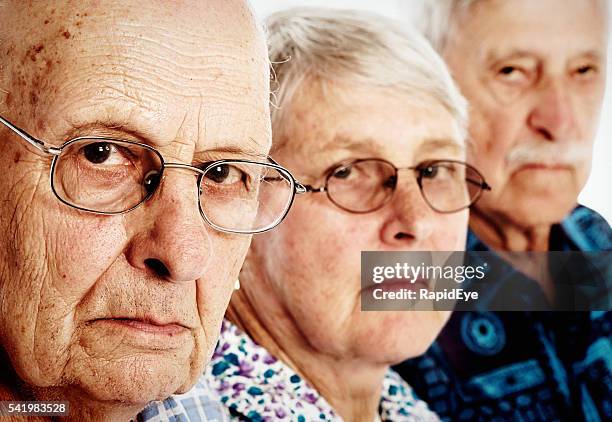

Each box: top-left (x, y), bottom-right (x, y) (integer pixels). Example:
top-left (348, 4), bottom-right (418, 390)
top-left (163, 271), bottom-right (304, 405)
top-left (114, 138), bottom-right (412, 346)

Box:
top-left (251, 0), bottom-right (612, 224)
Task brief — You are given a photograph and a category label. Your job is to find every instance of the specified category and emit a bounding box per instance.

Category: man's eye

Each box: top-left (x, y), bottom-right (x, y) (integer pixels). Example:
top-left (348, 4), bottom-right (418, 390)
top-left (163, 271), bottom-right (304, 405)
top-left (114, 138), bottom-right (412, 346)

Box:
top-left (574, 65), bottom-right (598, 79)
top-left (81, 142), bottom-right (128, 165)
top-left (332, 166), bottom-right (352, 179)
top-left (205, 164), bottom-right (244, 184)
top-left (497, 66), bottom-right (527, 83)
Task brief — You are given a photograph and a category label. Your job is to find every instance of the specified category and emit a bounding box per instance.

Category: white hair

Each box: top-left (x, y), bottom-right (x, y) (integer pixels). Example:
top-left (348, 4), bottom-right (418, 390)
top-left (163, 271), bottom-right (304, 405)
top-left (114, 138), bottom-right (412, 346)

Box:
top-left (419, 0), bottom-right (610, 53)
top-left (416, 0), bottom-right (479, 53)
top-left (266, 7), bottom-right (468, 148)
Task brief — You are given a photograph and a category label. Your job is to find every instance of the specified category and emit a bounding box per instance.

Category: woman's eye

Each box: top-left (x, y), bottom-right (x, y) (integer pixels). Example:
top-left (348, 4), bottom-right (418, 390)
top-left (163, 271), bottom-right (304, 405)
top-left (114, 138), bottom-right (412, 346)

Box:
top-left (332, 166), bottom-right (352, 179)
top-left (205, 164), bottom-right (244, 184)
top-left (420, 164), bottom-right (457, 180)
top-left (81, 142), bottom-right (128, 165)
top-left (420, 165), bottom-right (439, 179)
top-left (383, 175), bottom-right (397, 189)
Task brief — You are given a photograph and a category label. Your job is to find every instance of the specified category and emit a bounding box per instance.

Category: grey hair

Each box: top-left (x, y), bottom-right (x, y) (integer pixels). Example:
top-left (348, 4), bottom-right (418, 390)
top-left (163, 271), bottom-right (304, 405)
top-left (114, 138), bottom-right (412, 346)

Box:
top-left (419, 0), bottom-right (610, 53)
top-left (417, 0), bottom-right (479, 53)
top-left (266, 7), bottom-right (468, 146)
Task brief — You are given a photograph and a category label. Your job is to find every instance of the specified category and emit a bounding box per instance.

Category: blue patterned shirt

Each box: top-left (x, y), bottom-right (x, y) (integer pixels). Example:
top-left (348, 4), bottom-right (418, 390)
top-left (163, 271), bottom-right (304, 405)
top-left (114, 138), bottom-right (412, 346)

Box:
top-left (394, 206), bottom-right (612, 421)
top-left (139, 378), bottom-right (229, 422)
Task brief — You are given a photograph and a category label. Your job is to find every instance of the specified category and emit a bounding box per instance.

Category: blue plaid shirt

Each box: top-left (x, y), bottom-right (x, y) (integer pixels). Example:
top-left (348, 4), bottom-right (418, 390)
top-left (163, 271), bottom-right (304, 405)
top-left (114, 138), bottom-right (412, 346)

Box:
top-left (395, 206), bottom-right (612, 422)
top-left (138, 378), bottom-right (228, 422)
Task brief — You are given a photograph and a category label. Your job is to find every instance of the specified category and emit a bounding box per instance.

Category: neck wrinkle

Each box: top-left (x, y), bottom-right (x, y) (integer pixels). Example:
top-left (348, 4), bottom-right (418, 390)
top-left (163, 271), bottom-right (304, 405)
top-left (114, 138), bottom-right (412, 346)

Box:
top-left (227, 261), bottom-right (386, 422)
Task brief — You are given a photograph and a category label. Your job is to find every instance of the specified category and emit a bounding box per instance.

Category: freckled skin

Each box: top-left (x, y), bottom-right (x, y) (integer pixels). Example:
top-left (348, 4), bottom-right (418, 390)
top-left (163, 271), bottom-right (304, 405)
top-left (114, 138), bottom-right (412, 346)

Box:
top-left (0, 0), bottom-right (271, 420)
top-left (242, 83), bottom-right (466, 366)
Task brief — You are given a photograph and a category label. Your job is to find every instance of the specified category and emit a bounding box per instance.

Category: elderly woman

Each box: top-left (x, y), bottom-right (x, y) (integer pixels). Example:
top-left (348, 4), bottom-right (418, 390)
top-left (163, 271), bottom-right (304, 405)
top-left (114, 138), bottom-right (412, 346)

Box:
top-left (204, 8), bottom-right (490, 422)
top-left (0, 1), bottom-right (302, 421)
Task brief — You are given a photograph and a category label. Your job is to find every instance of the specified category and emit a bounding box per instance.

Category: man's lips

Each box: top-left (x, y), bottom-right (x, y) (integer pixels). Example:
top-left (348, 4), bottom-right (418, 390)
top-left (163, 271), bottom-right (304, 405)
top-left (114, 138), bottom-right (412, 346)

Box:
top-left (515, 162), bottom-right (572, 172)
top-left (92, 317), bottom-right (189, 336)
top-left (83, 316), bottom-right (193, 351)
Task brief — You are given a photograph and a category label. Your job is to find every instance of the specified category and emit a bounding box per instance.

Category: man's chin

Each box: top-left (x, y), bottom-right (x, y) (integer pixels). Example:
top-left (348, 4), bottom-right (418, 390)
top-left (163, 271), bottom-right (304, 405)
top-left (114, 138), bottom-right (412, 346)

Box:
top-left (483, 173), bottom-right (580, 227)
top-left (483, 194), bottom-right (576, 228)
top-left (67, 352), bottom-right (199, 405)
top-left (510, 203), bottom-right (573, 227)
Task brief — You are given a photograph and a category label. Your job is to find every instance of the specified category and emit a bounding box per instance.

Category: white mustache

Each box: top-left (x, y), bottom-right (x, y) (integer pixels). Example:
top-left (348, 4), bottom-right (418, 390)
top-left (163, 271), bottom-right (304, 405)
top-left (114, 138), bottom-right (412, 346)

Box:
top-left (505, 142), bottom-right (591, 169)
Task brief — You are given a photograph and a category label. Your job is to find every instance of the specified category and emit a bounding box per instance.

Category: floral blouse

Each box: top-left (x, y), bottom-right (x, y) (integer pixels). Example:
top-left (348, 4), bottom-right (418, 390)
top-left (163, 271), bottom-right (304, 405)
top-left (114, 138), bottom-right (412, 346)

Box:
top-left (204, 320), bottom-right (440, 421)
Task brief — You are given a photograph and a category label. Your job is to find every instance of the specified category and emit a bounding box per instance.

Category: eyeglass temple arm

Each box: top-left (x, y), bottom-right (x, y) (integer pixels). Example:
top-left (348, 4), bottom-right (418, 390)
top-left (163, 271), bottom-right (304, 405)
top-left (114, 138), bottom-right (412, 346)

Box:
top-left (302, 185), bottom-right (326, 193)
top-left (466, 177), bottom-right (492, 191)
top-left (0, 115), bottom-right (60, 155)
top-left (265, 156), bottom-right (315, 195)
top-left (261, 175), bottom-right (311, 195)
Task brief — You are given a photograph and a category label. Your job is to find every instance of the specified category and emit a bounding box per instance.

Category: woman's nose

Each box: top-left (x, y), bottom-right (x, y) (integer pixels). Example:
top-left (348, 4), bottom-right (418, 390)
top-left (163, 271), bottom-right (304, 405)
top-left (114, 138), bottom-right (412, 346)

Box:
top-left (379, 176), bottom-right (434, 247)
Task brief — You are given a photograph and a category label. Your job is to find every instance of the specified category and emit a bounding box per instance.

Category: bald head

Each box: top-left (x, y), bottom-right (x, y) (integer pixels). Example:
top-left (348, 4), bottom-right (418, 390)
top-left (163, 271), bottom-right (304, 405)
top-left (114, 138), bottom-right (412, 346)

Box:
top-left (0, 0), bottom-right (271, 152)
top-left (0, 0), bottom-right (272, 418)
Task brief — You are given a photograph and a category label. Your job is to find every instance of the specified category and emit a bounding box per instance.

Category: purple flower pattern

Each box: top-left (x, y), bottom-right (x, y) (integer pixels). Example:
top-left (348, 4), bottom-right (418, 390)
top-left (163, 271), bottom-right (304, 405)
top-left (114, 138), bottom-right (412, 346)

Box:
top-left (205, 320), bottom-right (440, 421)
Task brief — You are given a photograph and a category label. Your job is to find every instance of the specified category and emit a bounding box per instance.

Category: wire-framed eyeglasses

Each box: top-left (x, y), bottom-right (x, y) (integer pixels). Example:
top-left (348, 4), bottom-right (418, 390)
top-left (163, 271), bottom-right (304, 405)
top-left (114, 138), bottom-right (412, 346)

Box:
top-left (302, 158), bottom-right (491, 214)
top-left (0, 115), bottom-right (307, 234)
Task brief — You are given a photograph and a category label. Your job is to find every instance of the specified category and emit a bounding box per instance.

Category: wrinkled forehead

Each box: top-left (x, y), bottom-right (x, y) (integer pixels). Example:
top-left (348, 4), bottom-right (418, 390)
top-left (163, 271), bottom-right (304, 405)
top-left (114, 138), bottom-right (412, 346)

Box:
top-left (275, 81), bottom-right (465, 165)
top-left (4, 0), bottom-right (271, 156)
top-left (453, 0), bottom-right (608, 57)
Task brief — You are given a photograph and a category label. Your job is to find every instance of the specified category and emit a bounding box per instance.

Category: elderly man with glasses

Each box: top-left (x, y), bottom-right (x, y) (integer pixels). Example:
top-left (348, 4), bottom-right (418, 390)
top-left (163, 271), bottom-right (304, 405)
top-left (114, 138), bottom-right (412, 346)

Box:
top-left (0, 1), bottom-right (304, 421)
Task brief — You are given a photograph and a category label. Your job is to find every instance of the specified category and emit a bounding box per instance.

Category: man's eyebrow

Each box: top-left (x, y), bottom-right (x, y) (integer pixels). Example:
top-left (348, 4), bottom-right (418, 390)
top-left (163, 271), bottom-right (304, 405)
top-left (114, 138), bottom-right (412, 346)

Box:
top-left (484, 49), bottom-right (539, 63)
top-left (203, 143), bottom-right (269, 161)
top-left (61, 120), bottom-right (152, 143)
top-left (485, 49), bottom-right (604, 64)
top-left (571, 50), bottom-right (604, 62)
top-left (62, 122), bottom-right (269, 159)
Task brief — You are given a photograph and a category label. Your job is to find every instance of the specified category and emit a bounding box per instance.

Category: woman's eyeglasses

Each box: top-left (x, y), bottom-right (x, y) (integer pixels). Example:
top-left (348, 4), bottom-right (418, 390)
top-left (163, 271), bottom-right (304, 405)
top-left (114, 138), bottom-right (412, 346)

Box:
top-left (302, 158), bottom-right (491, 214)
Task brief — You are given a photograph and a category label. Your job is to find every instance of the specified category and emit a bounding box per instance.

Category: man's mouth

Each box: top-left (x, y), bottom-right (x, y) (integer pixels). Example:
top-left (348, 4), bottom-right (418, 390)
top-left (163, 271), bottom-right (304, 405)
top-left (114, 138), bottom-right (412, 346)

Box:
top-left (517, 162), bottom-right (572, 171)
top-left (92, 317), bottom-right (189, 336)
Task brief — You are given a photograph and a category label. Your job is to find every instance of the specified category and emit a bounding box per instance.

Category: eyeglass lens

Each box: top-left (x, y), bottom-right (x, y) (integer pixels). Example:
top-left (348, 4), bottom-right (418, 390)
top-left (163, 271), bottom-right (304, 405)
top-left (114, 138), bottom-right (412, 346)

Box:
top-left (324, 160), bottom-right (484, 213)
top-left (51, 138), bottom-right (294, 232)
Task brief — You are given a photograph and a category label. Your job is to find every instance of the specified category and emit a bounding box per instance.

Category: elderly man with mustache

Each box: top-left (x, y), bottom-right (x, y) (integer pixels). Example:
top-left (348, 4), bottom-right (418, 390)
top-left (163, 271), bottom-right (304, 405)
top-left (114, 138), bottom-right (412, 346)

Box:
top-left (395, 1), bottom-right (612, 421)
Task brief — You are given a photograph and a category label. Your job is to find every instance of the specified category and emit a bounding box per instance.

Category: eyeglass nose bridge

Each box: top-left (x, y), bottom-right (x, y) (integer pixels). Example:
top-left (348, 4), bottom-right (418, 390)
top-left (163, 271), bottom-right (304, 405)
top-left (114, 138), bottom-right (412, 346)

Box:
top-left (156, 162), bottom-right (207, 189)
top-left (142, 162), bottom-right (232, 233)
top-left (141, 162), bottom-right (206, 207)
top-left (381, 167), bottom-right (433, 213)
top-left (162, 162), bottom-right (206, 175)
top-left (386, 166), bottom-right (426, 191)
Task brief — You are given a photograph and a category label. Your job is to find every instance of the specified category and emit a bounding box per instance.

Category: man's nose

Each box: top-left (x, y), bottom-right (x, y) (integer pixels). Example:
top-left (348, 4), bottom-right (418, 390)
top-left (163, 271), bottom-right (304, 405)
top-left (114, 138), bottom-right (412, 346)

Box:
top-left (125, 171), bottom-right (213, 283)
top-left (379, 175), bottom-right (434, 247)
top-left (527, 78), bottom-right (575, 141)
